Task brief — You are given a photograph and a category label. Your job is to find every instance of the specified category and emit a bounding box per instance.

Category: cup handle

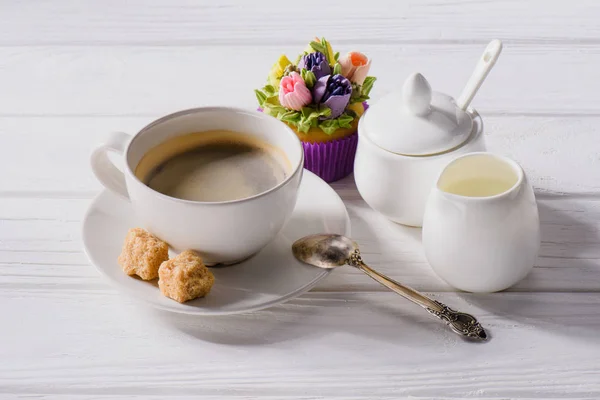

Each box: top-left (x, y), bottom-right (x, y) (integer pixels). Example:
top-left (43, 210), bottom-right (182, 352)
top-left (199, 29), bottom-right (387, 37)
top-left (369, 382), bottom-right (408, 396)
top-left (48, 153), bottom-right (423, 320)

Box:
top-left (90, 132), bottom-right (132, 199)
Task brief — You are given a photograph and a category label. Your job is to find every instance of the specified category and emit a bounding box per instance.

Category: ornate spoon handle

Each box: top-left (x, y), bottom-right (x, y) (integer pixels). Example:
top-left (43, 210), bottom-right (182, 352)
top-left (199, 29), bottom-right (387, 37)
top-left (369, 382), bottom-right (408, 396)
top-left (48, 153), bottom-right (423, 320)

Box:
top-left (348, 249), bottom-right (488, 341)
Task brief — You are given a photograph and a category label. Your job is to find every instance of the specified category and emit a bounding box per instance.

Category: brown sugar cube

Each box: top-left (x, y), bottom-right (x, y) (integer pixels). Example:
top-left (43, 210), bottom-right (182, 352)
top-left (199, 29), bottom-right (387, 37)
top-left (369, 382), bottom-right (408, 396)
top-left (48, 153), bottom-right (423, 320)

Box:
top-left (118, 228), bottom-right (169, 280)
top-left (158, 250), bottom-right (214, 303)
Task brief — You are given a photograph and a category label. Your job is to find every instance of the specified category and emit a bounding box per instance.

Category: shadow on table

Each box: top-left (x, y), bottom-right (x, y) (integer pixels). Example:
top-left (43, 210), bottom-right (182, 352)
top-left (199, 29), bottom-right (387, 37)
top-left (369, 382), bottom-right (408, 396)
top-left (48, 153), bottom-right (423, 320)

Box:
top-left (154, 193), bottom-right (600, 345)
top-left (153, 304), bottom-right (320, 346)
top-left (457, 196), bottom-right (600, 341)
top-left (518, 198), bottom-right (600, 289)
top-left (152, 290), bottom-right (446, 347)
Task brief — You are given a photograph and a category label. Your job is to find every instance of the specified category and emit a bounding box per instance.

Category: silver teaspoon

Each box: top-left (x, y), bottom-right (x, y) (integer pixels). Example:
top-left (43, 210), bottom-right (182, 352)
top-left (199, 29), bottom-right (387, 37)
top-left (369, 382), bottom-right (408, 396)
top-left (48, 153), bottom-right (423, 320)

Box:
top-left (292, 234), bottom-right (488, 341)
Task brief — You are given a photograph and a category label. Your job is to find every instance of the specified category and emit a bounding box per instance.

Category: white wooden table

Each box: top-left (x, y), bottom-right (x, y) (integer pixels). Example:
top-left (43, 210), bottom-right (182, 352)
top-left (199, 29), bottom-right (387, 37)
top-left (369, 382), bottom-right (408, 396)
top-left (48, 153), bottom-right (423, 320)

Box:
top-left (2, 1), bottom-right (600, 398)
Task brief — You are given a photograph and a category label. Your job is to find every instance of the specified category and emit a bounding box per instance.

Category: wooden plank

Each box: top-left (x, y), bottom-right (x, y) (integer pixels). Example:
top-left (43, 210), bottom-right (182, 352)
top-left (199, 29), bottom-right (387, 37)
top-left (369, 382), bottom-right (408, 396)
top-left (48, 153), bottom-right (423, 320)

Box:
top-left (1, 115), bottom-right (599, 194)
top-left (1, 194), bottom-right (599, 293)
top-left (0, 398), bottom-right (592, 400)
top-left (0, 1), bottom-right (599, 45)
top-left (0, 45), bottom-right (599, 116)
top-left (1, 291), bottom-right (600, 398)
top-left (6, 397), bottom-right (517, 400)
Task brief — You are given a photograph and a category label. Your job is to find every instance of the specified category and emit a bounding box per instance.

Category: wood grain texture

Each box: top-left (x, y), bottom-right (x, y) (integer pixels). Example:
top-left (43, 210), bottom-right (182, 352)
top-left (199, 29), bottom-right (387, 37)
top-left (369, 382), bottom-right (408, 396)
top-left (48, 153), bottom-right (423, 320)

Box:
top-left (0, 45), bottom-right (598, 116)
top-left (1, 0), bottom-right (599, 45)
top-left (2, 290), bottom-right (600, 398)
top-left (2, 1), bottom-right (600, 398)
top-left (1, 194), bottom-right (599, 293)
top-left (1, 115), bottom-right (599, 194)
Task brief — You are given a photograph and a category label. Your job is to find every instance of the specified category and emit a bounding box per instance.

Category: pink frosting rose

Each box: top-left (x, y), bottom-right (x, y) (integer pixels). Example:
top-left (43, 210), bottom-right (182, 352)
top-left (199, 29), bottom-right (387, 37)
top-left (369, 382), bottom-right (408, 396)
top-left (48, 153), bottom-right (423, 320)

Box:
top-left (339, 52), bottom-right (372, 85)
top-left (279, 72), bottom-right (312, 111)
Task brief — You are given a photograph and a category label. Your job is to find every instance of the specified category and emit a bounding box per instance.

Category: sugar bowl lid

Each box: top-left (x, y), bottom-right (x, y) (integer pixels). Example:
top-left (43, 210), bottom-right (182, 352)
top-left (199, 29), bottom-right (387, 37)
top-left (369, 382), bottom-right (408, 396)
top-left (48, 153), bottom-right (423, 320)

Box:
top-left (362, 72), bottom-right (473, 156)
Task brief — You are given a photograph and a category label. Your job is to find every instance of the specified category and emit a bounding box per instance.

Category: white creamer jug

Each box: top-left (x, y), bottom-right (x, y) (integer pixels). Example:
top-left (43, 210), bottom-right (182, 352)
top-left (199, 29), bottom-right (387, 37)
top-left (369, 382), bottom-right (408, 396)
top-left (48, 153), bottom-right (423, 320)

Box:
top-left (422, 153), bottom-right (540, 292)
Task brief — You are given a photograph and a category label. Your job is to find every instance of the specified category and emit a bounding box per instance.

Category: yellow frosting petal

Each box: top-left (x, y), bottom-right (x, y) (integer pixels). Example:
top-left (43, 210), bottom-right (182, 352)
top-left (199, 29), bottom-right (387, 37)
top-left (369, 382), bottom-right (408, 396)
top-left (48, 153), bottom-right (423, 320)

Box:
top-left (268, 54), bottom-right (292, 87)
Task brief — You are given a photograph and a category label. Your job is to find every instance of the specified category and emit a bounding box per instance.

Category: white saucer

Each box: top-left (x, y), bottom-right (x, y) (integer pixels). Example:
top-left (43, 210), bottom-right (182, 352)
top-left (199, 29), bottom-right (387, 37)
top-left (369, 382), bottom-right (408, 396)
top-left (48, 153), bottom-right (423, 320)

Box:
top-left (82, 170), bottom-right (350, 315)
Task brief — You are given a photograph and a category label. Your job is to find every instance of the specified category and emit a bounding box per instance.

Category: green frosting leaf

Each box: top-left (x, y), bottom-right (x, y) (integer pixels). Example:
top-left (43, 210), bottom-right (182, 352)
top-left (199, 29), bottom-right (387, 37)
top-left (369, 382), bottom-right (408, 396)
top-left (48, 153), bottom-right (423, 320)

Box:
top-left (297, 121), bottom-right (312, 133)
top-left (318, 119), bottom-right (339, 135)
top-left (297, 105), bottom-right (331, 130)
top-left (263, 85), bottom-right (277, 96)
top-left (264, 107), bottom-right (284, 119)
top-left (349, 82), bottom-right (367, 104)
top-left (262, 95), bottom-right (288, 118)
top-left (280, 110), bottom-right (302, 123)
top-left (350, 95), bottom-right (369, 104)
top-left (318, 106), bottom-right (332, 118)
top-left (301, 106), bottom-right (313, 119)
top-left (256, 79), bottom-right (286, 111)
top-left (320, 37), bottom-right (333, 64)
top-left (262, 107), bottom-right (278, 118)
top-left (334, 51), bottom-right (340, 61)
top-left (361, 76), bottom-right (376, 97)
top-left (264, 96), bottom-right (280, 106)
top-left (333, 63), bottom-right (342, 75)
top-left (347, 77), bottom-right (377, 104)
top-left (300, 69), bottom-right (317, 89)
top-left (309, 41), bottom-right (327, 56)
top-left (338, 113), bottom-right (354, 128)
top-left (255, 89), bottom-right (267, 106)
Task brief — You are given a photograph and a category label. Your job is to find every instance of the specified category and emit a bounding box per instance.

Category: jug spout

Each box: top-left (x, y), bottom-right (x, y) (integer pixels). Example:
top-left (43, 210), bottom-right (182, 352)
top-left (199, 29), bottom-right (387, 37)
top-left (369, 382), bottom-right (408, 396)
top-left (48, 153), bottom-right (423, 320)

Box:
top-left (435, 152), bottom-right (524, 200)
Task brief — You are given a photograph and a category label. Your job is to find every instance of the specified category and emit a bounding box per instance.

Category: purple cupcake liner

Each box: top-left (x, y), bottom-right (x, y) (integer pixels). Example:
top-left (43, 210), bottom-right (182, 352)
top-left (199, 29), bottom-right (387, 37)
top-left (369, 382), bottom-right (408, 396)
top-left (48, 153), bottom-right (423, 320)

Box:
top-left (303, 132), bottom-right (358, 183)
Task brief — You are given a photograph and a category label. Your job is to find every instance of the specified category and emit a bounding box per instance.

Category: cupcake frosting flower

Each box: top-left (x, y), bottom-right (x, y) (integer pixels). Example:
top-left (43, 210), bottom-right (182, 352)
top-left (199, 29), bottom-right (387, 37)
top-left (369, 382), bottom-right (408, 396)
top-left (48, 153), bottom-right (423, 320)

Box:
top-left (255, 37), bottom-right (376, 135)
top-left (278, 72), bottom-right (312, 111)
top-left (298, 51), bottom-right (331, 80)
top-left (268, 55), bottom-right (293, 87)
top-left (313, 74), bottom-right (352, 119)
top-left (339, 51), bottom-right (371, 85)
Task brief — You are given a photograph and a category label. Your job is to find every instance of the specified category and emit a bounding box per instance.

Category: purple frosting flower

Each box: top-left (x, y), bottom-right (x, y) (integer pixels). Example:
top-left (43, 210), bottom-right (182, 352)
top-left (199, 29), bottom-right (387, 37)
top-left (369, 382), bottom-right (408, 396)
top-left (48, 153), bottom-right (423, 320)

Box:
top-left (312, 74), bottom-right (352, 119)
top-left (298, 51), bottom-right (331, 80)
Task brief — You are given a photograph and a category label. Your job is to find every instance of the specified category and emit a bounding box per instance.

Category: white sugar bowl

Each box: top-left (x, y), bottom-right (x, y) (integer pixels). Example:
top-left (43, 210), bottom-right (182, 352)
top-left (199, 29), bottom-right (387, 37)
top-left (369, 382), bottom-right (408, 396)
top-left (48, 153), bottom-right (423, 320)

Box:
top-left (354, 72), bottom-right (485, 227)
top-left (354, 40), bottom-right (502, 227)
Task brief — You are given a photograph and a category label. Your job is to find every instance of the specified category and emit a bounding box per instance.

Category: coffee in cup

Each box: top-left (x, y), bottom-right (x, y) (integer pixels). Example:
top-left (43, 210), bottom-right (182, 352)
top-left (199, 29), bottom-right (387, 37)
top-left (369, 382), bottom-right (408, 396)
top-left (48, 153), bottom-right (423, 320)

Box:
top-left (90, 107), bottom-right (303, 264)
top-left (134, 130), bottom-right (292, 202)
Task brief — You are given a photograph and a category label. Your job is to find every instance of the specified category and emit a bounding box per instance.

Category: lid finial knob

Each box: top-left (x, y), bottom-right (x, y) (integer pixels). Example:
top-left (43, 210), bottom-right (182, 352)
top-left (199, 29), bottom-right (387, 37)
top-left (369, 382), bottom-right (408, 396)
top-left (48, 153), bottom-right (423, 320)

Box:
top-left (402, 73), bottom-right (432, 116)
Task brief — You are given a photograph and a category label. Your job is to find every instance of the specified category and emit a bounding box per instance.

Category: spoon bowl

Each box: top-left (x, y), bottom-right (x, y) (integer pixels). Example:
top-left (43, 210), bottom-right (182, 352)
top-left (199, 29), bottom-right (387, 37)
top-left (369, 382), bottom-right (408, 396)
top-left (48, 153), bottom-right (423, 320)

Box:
top-left (292, 234), bottom-right (357, 269)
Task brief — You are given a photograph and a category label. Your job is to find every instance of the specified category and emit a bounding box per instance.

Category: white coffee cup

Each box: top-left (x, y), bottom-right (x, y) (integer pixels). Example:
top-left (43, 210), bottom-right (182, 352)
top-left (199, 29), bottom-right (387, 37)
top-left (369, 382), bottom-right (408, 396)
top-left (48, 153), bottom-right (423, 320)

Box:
top-left (90, 107), bottom-right (304, 265)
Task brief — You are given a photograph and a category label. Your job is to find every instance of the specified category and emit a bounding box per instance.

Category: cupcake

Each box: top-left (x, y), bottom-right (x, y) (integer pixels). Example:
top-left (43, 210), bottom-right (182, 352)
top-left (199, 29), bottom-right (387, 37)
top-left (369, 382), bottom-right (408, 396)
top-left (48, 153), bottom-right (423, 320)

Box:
top-left (255, 37), bottom-right (376, 183)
